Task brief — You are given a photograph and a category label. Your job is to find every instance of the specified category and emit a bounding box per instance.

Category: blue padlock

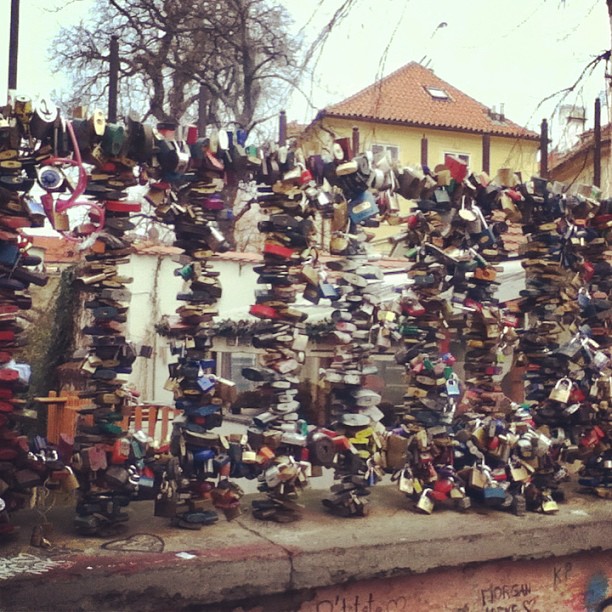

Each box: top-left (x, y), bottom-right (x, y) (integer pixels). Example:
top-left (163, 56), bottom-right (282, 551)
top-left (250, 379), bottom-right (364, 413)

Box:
top-left (348, 190), bottom-right (378, 224)
top-left (194, 449), bottom-right (215, 465)
top-left (197, 375), bottom-right (216, 392)
top-left (319, 282), bottom-right (339, 300)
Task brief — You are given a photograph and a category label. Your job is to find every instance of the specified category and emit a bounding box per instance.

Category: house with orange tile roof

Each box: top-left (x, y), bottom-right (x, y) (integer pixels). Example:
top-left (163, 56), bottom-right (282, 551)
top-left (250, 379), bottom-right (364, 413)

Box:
top-left (298, 61), bottom-right (539, 180)
top-left (23, 232), bottom-right (81, 268)
top-left (548, 123), bottom-right (611, 197)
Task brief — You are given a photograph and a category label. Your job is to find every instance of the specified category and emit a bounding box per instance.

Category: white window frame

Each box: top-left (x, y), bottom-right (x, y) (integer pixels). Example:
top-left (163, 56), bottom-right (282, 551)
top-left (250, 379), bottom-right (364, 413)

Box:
top-left (425, 86), bottom-right (450, 100)
top-left (443, 152), bottom-right (471, 166)
top-left (372, 143), bottom-right (400, 162)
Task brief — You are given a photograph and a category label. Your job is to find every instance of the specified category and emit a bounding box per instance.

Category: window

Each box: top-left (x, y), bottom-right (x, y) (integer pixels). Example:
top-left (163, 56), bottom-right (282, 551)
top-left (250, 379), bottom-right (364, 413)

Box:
top-left (369, 357), bottom-right (407, 405)
top-left (372, 144), bottom-right (400, 162)
top-left (220, 352), bottom-right (257, 393)
top-left (425, 86), bottom-right (449, 100)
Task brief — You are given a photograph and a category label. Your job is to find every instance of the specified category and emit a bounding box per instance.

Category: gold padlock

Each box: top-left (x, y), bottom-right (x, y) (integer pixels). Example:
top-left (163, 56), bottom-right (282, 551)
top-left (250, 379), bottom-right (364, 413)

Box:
top-left (61, 467), bottom-right (80, 492)
top-left (53, 210), bottom-right (70, 232)
top-left (510, 464), bottom-right (530, 482)
top-left (549, 377), bottom-right (572, 403)
top-left (469, 466), bottom-right (488, 489)
top-left (541, 496), bottom-right (558, 514)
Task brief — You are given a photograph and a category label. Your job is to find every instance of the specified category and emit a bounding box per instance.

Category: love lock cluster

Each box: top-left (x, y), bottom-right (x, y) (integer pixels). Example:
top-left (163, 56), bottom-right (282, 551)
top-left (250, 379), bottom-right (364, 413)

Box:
top-left (0, 94), bottom-right (611, 543)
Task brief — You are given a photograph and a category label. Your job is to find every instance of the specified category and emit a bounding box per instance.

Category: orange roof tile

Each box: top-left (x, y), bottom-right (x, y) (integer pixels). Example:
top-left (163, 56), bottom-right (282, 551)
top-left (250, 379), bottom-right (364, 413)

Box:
top-left (28, 235), bottom-right (80, 263)
top-left (132, 241), bottom-right (184, 256)
top-left (321, 62), bottom-right (539, 140)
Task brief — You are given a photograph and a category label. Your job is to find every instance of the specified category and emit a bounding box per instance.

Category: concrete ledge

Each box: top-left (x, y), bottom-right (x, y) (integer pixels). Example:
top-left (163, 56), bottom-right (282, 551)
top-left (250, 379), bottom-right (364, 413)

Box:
top-left (0, 483), bottom-right (610, 611)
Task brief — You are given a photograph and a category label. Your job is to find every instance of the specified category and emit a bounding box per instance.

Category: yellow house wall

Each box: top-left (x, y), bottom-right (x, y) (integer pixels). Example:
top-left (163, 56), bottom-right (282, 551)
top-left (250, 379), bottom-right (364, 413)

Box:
top-left (300, 117), bottom-right (538, 179)
top-left (299, 117), bottom-right (539, 255)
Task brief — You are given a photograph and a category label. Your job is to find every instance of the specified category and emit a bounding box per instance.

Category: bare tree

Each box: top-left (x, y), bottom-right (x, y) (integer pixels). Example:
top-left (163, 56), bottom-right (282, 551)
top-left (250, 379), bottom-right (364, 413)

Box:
top-left (49, 0), bottom-right (301, 133)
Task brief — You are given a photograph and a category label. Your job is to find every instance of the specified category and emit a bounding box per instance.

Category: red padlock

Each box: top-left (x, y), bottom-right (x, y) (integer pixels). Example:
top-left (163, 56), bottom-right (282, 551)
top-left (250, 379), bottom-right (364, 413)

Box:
top-left (300, 169), bottom-right (313, 185)
top-left (433, 478), bottom-right (453, 495)
top-left (581, 261), bottom-right (594, 282)
top-left (407, 214), bottom-right (420, 229)
top-left (331, 435), bottom-right (351, 451)
top-left (111, 437), bottom-right (131, 464)
top-left (570, 386), bottom-right (586, 403)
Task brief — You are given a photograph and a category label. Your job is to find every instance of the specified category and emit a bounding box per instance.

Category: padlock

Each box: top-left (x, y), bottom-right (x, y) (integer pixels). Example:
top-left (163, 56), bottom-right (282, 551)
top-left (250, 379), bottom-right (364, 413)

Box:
top-left (61, 467), bottom-right (80, 492)
top-left (509, 463), bottom-right (530, 482)
top-left (398, 469), bottom-right (414, 494)
top-left (469, 465), bottom-right (488, 489)
top-left (446, 374), bottom-right (461, 397)
top-left (385, 433), bottom-right (409, 470)
top-left (549, 377), bottom-right (572, 403)
top-left (348, 191), bottom-right (378, 224)
top-left (541, 494), bottom-right (558, 514)
top-left (416, 489), bottom-right (434, 514)
top-left (111, 437), bottom-right (131, 464)
top-left (482, 484), bottom-right (506, 504)
top-left (319, 282), bottom-right (339, 300)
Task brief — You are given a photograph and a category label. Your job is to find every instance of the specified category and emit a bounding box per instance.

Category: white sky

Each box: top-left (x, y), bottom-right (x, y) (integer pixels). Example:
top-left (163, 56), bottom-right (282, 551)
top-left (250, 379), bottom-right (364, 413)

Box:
top-left (0, 0), bottom-right (610, 144)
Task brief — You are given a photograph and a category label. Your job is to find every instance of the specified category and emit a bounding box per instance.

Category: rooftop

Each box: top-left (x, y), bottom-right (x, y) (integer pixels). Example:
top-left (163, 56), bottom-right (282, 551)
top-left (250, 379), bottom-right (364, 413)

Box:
top-left (549, 122), bottom-right (612, 175)
top-left (318, 62), bottom-right (539, 140)
top-left (25, 233), bottom-right (80, 263)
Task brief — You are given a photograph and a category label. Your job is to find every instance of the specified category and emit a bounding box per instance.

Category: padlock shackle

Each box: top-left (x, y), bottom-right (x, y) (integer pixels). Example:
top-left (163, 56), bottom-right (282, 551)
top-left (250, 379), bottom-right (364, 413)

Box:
top-left (39, 120), bottom-right (105, 239)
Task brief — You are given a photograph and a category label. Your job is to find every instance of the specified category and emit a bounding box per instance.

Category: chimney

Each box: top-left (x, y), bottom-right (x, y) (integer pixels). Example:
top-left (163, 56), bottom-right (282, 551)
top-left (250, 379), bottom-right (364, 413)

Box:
top-left (557, 105), bottom-right (586, 152)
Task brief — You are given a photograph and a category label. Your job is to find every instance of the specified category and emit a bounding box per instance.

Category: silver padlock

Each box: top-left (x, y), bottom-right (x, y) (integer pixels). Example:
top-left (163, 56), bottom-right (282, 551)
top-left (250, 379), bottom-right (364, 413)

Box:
top-left (446, 373), bottom-right (461, 397)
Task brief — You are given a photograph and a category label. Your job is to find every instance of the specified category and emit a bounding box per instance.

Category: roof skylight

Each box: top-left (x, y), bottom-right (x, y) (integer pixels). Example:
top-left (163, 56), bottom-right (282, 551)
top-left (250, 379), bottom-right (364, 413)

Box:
top-left (425, 86), bottom-right (449, 100)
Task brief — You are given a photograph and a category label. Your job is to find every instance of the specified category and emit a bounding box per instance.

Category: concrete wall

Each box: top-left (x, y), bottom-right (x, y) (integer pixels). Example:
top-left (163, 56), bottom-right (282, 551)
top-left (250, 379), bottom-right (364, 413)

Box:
top-left (304, 551), bottom-right (612, 612)
top-left (1, 482), bottom-right (609, 612)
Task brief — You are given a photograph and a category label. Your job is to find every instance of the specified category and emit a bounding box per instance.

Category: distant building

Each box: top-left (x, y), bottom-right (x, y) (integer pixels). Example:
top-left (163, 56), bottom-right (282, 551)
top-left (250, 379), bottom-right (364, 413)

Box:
top-left (23, 231), bottom-right (80, 271)
top-left (298, 61), bottom-right (539, 178)
top-left (549, 123), bottom-right (611, 198)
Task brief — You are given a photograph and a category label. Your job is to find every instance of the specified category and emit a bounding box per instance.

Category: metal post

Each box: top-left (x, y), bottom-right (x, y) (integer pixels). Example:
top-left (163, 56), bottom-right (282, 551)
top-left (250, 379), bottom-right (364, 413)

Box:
top-left (8, 0), bottom-right (20, 93)
top-left (197, 83), bottom-right (208, 136)
top-left (352, 126), bottom-right (360, 157)
top-left (278, 110), bottom-right (287, 147)
top-left (420, 136), bottom-right (428, 168)
top-left (594, 97), bottom-right (601, 188)
top-left (539, 118), bottom-right (549, 178)
top-left (482, 133), bottom-right (490, 174)
top-left (108, 35), bottom-right (119, 122)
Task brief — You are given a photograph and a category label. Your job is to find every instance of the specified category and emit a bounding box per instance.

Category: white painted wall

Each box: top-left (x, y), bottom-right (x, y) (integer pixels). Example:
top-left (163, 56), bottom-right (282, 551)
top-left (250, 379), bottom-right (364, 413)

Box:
top-left (118, 254), bottom-right (259, 403)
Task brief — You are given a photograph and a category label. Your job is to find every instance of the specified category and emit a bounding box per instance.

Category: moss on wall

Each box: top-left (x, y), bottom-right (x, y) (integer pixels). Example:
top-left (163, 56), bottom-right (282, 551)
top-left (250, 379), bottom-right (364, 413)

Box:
top-left (18, 266), bottom-right (79, 433)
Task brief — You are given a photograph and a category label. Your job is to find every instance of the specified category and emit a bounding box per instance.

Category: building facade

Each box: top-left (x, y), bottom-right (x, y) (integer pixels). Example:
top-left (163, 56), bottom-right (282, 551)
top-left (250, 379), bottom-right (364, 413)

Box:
top-left (298, 61), bottom-right (539, 179)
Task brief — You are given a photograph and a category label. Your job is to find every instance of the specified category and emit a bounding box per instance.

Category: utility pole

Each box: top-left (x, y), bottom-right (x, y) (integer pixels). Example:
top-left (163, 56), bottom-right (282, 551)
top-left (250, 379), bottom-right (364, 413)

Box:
top-left (594, 97), bottom-right (602, 188)
top-left (8, 0), bottom-right (20, 96)
top-left (539, 118), bottom-right (549, 178)
top-left (108, 35), bottom-right (119, 122)
top-left (278, 110), bottom-right (287, 147)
